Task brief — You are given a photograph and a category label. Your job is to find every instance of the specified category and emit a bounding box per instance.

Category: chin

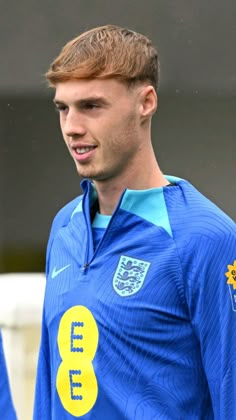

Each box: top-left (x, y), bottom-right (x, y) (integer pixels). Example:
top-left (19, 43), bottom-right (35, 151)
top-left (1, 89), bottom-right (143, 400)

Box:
top-left (76, 168), bottom-right (98, 180)
top-left (75, 164), bottom-right (111, 182)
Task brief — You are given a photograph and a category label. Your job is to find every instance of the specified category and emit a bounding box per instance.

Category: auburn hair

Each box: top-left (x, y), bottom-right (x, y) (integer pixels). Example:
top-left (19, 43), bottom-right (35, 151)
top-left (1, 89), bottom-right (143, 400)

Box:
top-left (45, 25), bottom-right (160, 90)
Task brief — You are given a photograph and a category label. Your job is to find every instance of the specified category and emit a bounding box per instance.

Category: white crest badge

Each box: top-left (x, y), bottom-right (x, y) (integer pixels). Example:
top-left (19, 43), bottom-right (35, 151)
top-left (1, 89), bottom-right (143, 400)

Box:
top-left (113, 255), bottom-right (151, 297)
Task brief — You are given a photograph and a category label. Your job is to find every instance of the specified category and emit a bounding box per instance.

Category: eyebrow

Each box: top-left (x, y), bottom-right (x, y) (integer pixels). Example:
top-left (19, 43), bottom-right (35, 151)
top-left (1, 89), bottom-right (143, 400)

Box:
top-left (53, 96), bottom-right (110, 106)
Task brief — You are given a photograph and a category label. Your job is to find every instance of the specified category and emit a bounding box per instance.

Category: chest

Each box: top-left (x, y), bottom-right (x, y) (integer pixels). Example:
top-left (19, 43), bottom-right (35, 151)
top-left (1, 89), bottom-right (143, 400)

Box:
top-left (45, 219), bottom-right (188, 339)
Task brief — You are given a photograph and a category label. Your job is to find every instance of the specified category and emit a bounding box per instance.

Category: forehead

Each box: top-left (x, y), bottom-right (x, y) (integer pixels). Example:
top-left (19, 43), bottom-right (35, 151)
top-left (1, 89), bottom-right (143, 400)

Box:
top-left (54, 78), bottom-right (130, 102)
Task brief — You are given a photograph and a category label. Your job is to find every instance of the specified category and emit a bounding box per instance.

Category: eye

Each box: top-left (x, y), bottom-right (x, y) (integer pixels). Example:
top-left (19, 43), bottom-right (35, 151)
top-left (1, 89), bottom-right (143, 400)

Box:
top-left (54, 104), bottom-right (68, 113)
top-left (84, 102), bottom-right (100, 110)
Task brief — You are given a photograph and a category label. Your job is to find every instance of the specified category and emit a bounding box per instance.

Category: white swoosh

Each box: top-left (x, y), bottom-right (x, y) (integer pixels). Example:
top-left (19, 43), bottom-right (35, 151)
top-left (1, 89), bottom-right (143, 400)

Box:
top-left (51, 264), bottom-right (71, 279)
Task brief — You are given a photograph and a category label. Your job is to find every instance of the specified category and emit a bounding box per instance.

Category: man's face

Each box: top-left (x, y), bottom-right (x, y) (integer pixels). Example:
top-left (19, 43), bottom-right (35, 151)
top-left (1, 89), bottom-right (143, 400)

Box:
top-left (53, 78), bottom-right (146, 183)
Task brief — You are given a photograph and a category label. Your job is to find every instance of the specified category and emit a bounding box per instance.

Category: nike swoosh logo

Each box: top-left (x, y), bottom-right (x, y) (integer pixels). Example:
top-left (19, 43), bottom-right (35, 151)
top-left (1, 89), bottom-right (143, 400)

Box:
top-left (51, 264), bottom-right (71, 279)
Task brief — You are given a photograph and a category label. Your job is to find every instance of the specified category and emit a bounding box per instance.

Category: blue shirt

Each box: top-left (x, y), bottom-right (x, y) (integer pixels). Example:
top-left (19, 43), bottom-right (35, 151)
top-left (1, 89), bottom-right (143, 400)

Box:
top-left (34, 176), bottom-right (236, 419)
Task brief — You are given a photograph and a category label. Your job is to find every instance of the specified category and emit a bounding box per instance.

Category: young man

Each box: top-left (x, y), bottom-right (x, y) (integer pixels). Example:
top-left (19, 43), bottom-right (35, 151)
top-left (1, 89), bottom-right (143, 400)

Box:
top-left (34, 25), bottom-right (236, 419)
top-left (0, 332), bottom-right (17, 419)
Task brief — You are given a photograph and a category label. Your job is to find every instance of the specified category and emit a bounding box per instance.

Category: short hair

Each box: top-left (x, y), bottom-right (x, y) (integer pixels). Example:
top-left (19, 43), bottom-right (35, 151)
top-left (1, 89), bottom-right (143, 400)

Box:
top-left (45, 24), bottom-right (160, 91)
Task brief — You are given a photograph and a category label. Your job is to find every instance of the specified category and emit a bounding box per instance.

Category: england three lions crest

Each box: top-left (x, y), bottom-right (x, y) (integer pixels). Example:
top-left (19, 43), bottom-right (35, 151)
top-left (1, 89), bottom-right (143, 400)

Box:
top-left (113, 256), bottom-right (151, 297)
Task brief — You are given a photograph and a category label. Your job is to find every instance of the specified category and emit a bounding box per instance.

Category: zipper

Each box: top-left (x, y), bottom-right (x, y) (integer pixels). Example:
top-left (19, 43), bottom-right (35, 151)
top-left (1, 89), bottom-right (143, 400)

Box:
top-left (82, 184), bottom-right (127, 272)
top-left (82, 262), bottom-right (90, 272)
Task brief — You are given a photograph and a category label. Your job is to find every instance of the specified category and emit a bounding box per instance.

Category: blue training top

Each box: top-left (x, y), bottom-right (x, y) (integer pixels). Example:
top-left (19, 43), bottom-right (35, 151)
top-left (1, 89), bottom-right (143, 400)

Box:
top-left (34, 176), bottom-right (236, 420)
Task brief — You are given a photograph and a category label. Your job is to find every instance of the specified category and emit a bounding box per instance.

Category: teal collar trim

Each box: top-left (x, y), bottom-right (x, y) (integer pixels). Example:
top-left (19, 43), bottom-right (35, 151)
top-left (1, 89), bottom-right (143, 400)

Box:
top-left (92, 212), bottom-right (111, 228)
top-left (120, 186), bottom-right (172, 236)
top-left (72, 176), bottom-right (181, 235)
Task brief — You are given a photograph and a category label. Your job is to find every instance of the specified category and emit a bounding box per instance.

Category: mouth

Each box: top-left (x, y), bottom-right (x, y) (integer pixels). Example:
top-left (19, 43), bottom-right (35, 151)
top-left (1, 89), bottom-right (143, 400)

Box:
top-left (75, 146), bottom-right (96, 155)
top-left (71, 145), bottom-right (97, 162)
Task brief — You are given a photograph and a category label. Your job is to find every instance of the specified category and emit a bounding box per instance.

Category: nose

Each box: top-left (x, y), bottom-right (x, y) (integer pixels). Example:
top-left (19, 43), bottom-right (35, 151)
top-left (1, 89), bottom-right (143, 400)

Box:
top-left (62, 110), bottom-right (86, 138)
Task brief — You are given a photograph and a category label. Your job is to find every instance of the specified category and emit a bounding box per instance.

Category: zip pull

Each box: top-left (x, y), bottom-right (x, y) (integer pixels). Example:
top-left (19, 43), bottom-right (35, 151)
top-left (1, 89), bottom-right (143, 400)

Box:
top-left (82, 262), bottom-right (90, 271)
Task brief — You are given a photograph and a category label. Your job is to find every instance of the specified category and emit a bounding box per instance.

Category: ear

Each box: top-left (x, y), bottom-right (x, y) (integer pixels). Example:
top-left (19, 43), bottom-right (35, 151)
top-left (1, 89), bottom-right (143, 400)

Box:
top-left (139, 85), bottom-right (158, 119)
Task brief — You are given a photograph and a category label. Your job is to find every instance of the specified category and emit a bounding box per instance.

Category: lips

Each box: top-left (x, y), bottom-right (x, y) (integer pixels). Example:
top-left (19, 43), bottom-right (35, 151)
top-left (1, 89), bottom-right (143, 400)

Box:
top-left (71, 144), bottom-right (97, 161)
top-left (75, 146), bottom-right (96, 155)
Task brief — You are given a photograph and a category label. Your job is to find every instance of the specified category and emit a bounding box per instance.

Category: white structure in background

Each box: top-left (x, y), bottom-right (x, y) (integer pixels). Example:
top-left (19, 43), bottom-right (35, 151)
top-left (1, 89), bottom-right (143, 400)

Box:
top-left (0, 273), bottom-right (45, 420)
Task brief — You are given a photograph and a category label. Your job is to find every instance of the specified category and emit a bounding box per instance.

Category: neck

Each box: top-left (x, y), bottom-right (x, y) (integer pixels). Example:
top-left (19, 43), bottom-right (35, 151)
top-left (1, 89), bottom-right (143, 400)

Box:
top-left (93, 154), bottom-right (168, 215)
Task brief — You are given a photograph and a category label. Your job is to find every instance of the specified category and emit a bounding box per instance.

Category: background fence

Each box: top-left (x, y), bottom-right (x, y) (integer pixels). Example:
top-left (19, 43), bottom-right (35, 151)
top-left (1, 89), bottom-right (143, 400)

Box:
top-left (0, 274), bottom-right (45, 420)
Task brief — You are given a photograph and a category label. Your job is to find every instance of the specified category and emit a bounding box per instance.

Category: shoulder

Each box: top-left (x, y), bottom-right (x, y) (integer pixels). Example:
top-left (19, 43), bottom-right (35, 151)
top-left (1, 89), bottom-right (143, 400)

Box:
top-left (166, 178), bottom-right (235, 239)
top-left (48, 194), bottom-right (83, 246)
top-left (51, 194), bottom-right (83, 230)
top-left (166, 180), bottom-right (236, 300)
top-left (44, 194), bottom-right (83, 275)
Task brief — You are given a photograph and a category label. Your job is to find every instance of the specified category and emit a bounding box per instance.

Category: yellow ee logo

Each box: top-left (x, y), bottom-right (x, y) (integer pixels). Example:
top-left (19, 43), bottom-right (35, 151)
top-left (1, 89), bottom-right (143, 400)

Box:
top-left (56, 305), bottom-right (99, 416)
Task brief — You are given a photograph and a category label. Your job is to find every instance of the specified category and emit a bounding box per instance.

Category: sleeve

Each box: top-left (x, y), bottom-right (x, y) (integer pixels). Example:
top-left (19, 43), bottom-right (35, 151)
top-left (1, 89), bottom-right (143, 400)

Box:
top-left (186, 220), bottom-right (236, 419)
top-left (33, 195), bottom-right (82, 419)
top-left (33, 308), bottom-right (51, 420)
top-left (0, 331), bottom-right (17, 420)
top-left (45, 195), bottom-right (82, 277)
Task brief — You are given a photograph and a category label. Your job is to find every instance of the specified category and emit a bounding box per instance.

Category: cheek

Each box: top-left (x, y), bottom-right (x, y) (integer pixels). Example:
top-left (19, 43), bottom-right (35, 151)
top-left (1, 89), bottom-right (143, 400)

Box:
top-left (60, 123), bottom-right (66, 140)
top-left (114, 114), bottom-right (140, 145)
top-left (90, 109), bottom-right (139, 150)
top-left (59, 115), bottom-right (65, 130)
top-left (62, 134), bottom-right (68, 145)
top-left (62, 134), bottom-right (71, 152)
